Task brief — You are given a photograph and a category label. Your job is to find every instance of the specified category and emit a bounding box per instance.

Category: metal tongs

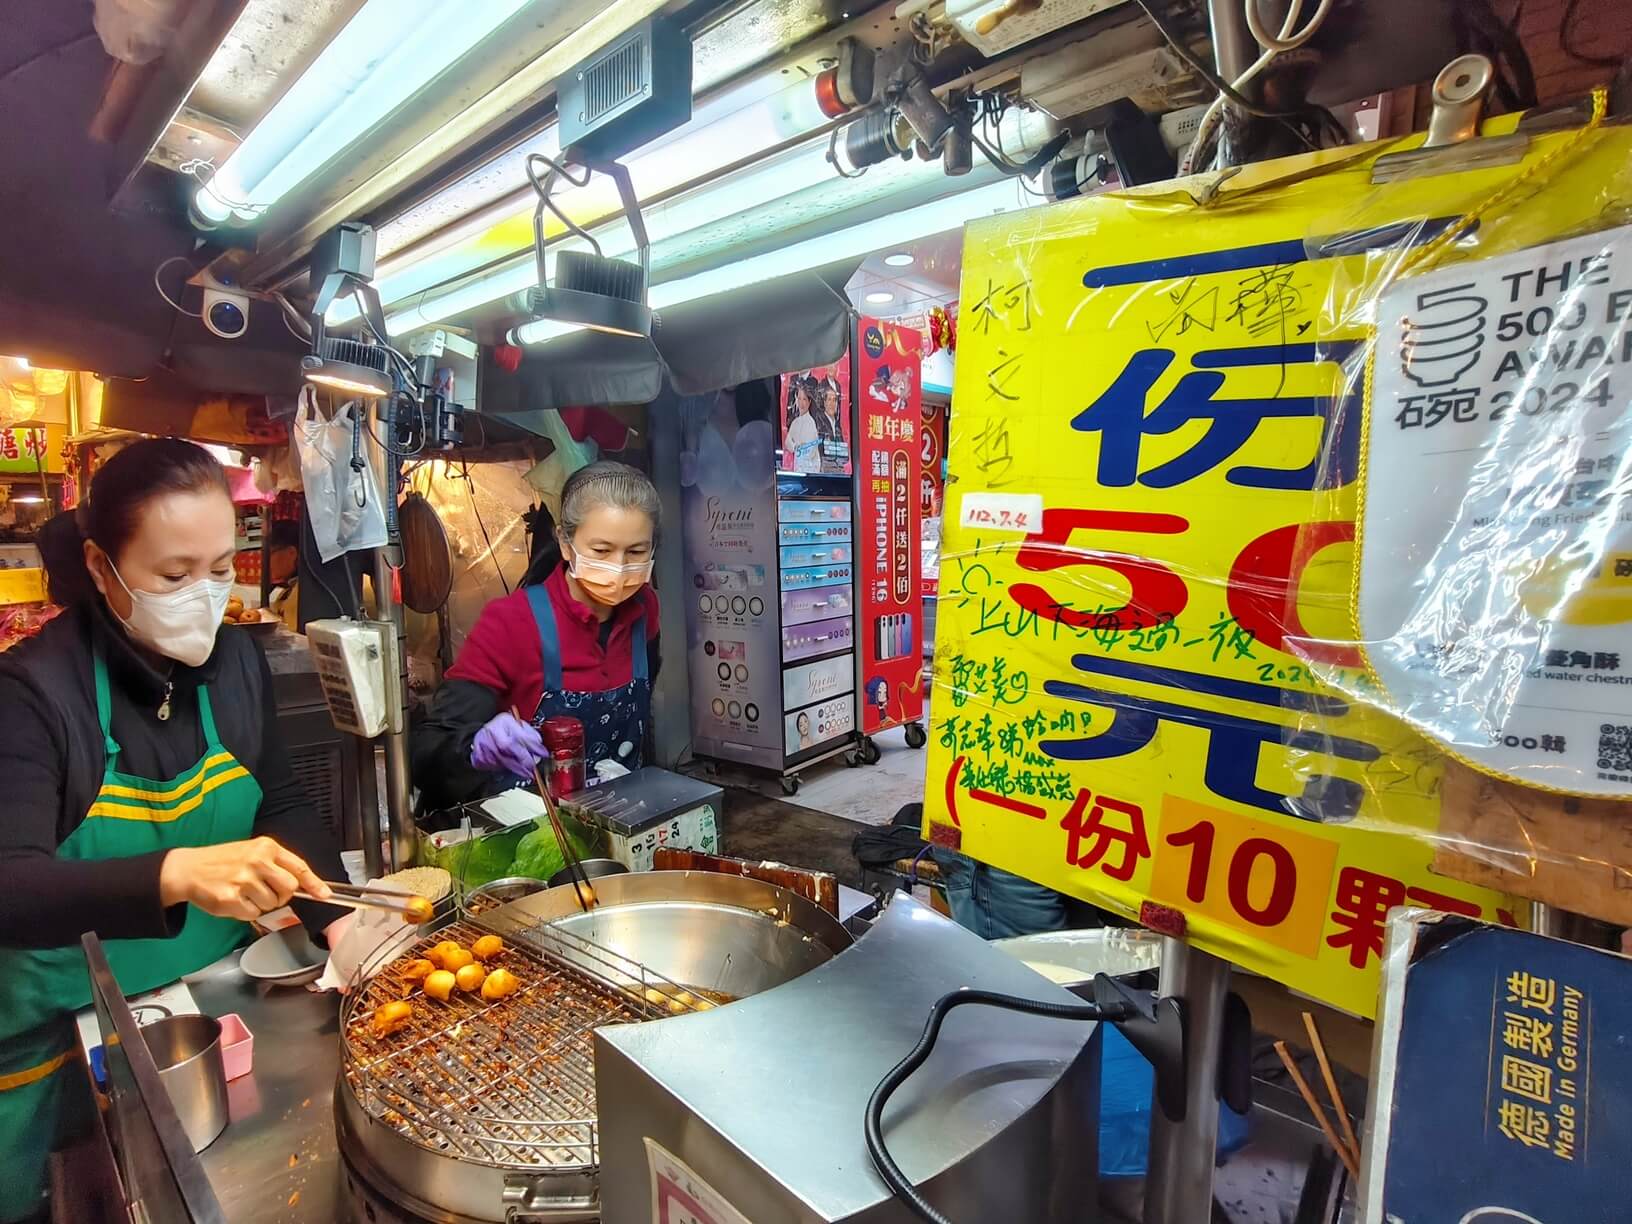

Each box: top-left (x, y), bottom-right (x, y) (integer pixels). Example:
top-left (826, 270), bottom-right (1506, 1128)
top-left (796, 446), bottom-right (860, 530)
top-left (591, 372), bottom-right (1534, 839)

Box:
top-left (511, 706), bottom-right (597, 912)
top-left (296, 881), bottom-right (436, 924)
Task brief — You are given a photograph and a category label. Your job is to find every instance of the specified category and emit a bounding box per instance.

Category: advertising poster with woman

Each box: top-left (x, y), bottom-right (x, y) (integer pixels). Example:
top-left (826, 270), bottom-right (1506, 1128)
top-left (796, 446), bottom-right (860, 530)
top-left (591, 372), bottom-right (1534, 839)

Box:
top-left (779, 357), bottom-right (852, 475)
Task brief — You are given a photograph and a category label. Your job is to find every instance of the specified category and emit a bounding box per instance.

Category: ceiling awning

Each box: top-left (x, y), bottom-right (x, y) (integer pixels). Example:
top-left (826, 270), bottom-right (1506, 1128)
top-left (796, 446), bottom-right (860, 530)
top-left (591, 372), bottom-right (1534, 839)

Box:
top-left (478, 259), bottom-right (858, 417)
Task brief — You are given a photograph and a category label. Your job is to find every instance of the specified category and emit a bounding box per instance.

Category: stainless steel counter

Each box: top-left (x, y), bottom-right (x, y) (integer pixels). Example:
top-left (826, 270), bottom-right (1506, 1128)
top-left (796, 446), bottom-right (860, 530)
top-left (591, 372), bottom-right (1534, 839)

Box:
top-left (183, 954), bottom-right (345, 1221)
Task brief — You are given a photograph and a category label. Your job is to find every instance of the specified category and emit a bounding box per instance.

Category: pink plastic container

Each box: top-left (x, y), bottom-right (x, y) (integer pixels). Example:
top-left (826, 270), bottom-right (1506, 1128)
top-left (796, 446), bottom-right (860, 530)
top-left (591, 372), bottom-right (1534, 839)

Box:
top-left (217, 1013), bottom-right (254, 1081)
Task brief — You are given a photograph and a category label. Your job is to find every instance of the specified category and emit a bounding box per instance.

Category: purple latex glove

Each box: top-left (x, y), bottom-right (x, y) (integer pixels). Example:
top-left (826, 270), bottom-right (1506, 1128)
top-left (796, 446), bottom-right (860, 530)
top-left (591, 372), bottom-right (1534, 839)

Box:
top-left (470, 713), bottom-right (549, 778)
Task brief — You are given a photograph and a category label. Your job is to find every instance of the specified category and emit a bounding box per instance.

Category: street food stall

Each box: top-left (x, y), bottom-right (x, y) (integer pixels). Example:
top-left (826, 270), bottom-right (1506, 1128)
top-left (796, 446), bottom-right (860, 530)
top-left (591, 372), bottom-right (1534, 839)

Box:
top-left (4, 0), bottom-right (1631, 1222)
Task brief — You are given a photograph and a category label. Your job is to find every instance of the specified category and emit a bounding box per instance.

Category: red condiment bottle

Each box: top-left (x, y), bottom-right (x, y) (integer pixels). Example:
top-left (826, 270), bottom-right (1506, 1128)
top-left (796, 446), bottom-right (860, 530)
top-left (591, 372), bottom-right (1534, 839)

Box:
top-left (540, 716), bottom-right (586, 797)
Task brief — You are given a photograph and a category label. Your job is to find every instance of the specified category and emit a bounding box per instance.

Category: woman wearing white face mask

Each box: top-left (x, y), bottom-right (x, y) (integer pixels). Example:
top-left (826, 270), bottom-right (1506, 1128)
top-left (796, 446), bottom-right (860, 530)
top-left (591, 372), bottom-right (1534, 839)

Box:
top-left (0, 438), bottom-right (348, 1224)
top-left (413, 461), bottom-right (662, 808)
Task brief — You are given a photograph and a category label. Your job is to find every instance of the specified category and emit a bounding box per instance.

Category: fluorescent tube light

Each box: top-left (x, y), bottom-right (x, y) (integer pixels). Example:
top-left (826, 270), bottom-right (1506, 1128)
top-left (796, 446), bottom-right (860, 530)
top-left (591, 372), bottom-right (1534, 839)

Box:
top-left (194, 0), bottom-right (533, 225)
top-left (510, 179), bottom-right (1025, 345)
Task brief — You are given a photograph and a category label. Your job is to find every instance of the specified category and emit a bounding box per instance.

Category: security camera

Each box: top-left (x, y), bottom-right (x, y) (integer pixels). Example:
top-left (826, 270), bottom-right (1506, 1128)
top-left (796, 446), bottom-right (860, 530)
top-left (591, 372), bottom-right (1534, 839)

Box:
top-left (200, 274), bottom-right (250, 340)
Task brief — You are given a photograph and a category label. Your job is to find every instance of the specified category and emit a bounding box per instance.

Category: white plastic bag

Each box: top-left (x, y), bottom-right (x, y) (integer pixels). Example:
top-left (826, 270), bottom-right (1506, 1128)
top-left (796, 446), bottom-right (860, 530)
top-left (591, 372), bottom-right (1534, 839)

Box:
top-left (292, 387), bottom-right (388, 563)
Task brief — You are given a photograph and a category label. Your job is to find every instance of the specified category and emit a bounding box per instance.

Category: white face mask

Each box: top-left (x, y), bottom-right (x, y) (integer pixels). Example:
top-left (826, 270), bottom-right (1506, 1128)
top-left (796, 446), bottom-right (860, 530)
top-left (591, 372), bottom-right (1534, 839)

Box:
top-left (110, 564), bottom-right (234, 667)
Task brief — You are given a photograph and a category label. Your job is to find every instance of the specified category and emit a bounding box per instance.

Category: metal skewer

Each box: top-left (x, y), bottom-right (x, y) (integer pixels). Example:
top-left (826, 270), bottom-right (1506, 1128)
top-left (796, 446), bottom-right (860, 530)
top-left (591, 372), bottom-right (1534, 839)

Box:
top-left (511, 706), bottom-right (596, 912)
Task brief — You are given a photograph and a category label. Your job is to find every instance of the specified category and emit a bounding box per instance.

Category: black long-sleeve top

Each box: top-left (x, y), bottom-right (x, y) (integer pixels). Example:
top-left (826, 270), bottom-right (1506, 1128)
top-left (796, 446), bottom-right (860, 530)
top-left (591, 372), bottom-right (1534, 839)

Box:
top-left (0, 601), bottom-right (348, 949)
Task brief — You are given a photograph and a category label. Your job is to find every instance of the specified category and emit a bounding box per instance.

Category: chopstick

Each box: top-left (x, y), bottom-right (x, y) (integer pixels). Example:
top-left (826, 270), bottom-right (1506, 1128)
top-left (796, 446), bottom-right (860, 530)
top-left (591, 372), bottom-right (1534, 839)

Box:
top-left (1302, 1011), bottom-right (1362, 1171)
top-left (1274, 1040), bottom-right (1359, 1181)
top-left (510, 706), bottom-right (596, 912)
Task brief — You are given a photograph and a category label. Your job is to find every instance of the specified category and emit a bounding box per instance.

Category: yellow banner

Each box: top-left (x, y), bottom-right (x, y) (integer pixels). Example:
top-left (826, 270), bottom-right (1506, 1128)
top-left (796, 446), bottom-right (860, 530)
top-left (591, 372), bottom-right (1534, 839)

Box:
top-left (928, 124), bottom-right (1632, 1016)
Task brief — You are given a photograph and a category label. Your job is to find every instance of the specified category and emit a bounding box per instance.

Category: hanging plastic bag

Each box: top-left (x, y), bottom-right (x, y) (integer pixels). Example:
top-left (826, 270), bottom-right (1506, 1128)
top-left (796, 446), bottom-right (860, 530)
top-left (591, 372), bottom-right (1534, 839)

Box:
top-left (292, 387), bottom-right (388, 563)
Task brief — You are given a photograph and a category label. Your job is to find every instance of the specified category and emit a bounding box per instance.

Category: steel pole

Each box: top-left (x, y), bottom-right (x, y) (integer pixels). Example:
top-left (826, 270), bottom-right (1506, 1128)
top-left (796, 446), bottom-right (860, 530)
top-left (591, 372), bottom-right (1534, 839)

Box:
top-left (365, 395), bottom-right (415, 871)
top-left (1207, 0), bottom-right (1256, 84)
top-left (355, 736), bottom-right (384, 879)
top-left (1144, 939), bottom-right (1232, 1224)
top-left (373, 547), bottom-right (415, 870)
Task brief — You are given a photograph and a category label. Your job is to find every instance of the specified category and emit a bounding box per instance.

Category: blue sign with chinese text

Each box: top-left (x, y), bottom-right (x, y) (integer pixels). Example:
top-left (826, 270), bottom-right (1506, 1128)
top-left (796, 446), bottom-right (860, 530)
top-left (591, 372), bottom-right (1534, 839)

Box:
top-left (1370, 918), bottom-right (1632, 1222)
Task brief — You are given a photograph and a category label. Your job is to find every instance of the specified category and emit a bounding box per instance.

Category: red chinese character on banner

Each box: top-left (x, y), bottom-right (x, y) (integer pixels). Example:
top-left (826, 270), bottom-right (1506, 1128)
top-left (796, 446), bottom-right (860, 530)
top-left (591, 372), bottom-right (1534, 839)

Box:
top-left (1327, 867), bottom-right (1484, 968)
top-left (1060, 789), bottom-right (1150, 880)
top-left (0, 431), bottom-right (18, 461)
top-left (22, 429), bottom-right (47, 459)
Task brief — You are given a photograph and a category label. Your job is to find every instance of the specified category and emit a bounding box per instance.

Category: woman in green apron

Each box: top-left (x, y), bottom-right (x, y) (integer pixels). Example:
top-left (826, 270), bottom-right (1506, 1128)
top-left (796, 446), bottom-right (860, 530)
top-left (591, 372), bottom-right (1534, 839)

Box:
top-left (0, 438), bottom-right (348, 1222)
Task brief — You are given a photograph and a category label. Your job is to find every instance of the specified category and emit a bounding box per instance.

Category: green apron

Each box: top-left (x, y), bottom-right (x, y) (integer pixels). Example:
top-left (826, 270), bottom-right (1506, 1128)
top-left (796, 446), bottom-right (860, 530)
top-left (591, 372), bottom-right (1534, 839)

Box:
top-left (0, 648), bottom-right (260, 1222)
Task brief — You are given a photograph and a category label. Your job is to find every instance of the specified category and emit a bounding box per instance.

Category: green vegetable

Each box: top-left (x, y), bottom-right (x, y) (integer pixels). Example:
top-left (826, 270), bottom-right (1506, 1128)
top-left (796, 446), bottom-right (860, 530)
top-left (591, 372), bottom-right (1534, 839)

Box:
top-left (509, 818), bottom-right (599, 881)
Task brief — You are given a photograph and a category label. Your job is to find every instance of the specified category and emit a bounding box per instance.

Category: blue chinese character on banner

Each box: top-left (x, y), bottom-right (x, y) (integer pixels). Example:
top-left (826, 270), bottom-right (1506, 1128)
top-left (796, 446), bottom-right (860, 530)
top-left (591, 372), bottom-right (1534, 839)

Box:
top-left (1070, 342), bottom-right (1361, 490)
top-left (1040, 655), bottom-right (1375, 821)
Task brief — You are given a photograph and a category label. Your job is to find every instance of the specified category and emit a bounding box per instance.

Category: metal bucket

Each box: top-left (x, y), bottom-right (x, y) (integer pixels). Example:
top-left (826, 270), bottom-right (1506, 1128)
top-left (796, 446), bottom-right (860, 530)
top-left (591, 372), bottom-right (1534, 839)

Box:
top-left (140, 1014), bottom-right (228, 1153)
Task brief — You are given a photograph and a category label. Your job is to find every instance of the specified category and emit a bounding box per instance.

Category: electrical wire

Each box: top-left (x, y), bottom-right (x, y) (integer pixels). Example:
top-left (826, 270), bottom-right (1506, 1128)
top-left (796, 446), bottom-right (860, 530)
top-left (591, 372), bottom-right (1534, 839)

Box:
top-left (271, 290), bottom-right (312, 342)
top-left (1126, 0), bottom-right (1304, 119)
top-left (525, 153), bottom-right (602, 256)
top-left (864, 988), bottom-right (1133, 1224)
top-left (1244, 0), bottom-right (1334, 52)
top-left (1182, 0), bottom-right (1345, 173)
top-left (1561, 0), bottom-right (1626, 67)
top-left (153, 255), bottom-right (203, 318)
top-left (458, 458), bottom-right (511, 595)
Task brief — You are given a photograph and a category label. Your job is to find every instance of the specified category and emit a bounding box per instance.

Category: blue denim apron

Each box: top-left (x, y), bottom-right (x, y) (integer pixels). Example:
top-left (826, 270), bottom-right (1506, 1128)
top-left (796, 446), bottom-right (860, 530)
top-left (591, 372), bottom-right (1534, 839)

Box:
top-left (523, 585), bottom-right (649, 781)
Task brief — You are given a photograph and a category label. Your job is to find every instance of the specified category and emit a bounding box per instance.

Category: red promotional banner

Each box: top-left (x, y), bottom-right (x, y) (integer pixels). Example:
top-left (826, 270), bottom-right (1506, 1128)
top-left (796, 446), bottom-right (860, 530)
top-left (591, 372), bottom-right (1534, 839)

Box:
top-left (855, 318), bottom-right (924, 734)
top-left (920, 396), bottom-right (946, 518)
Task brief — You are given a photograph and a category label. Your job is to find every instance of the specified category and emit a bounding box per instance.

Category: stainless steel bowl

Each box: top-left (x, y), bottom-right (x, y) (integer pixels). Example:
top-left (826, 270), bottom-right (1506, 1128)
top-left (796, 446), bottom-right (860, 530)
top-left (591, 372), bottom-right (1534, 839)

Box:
top-left (464, 875), bottom-right (550, 910)
top-left (545, 857), bottom-right (628, 889)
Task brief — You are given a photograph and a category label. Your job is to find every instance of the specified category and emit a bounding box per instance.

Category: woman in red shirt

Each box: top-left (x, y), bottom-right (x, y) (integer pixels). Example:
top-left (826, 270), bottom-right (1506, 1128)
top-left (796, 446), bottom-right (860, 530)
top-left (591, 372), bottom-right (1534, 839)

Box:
top-left (412, 462), bottom-right (660, 809)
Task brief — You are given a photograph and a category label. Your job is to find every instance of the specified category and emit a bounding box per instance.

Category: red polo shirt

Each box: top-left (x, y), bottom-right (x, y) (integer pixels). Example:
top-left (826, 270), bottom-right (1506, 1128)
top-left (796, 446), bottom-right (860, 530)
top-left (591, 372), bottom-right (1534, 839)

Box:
top-left (446, 565), bottom-right (659, 716)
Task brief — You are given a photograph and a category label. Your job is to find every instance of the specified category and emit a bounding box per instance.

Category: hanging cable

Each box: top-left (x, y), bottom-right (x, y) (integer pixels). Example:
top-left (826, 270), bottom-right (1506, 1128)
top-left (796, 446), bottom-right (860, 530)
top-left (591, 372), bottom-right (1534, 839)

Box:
top-left (458, 458), bottom-right (511, 595)
top-left (1126, 0), bottom-right (1304, 118)
top-left (1182, 0), bottom-right (1338, 173)
top-left (153, 255), bottom-right (203, 318)
top-left (1244, 0), bottom-right (1334, 52)
top-left (865, 988), bottom-right (1134, 1224)
top-left (1561, 0), bottom-right (1626, 68)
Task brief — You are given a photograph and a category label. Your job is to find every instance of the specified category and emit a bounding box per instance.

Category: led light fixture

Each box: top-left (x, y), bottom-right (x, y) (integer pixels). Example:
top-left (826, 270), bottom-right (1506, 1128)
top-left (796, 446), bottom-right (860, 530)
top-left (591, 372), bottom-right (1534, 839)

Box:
top-left (302, 222), bottom-right (396, 399)
top-left (509, 178), bottom-right (1022, 346)
top-left (193, 0), bottom-right (533, 226)
top-left (520, 154), bottom-right (653, 340)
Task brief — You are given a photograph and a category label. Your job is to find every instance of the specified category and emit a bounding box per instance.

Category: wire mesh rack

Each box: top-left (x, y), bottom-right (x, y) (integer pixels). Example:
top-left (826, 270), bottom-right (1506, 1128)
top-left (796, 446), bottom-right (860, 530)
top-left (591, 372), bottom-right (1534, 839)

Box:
top-left (340, 913), bottom-right (708, 1172)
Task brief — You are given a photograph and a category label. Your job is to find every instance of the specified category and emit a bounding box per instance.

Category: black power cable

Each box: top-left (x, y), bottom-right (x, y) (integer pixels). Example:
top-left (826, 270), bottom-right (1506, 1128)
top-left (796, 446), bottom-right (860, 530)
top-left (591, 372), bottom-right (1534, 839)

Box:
top-left (864, 988), bottom-right (1134, 1224)
top-left (1562, 0), bottom-right (1626, 68)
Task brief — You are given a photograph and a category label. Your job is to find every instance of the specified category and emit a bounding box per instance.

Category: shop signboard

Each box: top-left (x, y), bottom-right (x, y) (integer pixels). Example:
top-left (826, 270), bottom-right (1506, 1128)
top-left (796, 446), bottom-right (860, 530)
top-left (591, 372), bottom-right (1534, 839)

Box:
top-left (779, 358), bottom-right (852, 475)
top-left (913, 123), bottom-right (1632, 1015)
top-left (855, 317), bottom-right (925, 735)
top-left (681, 390), bottom-right (783, 770)
top-left (0, 424), bottom-right (63, 474)
top-left (1361, 914), bottom-right (1631, 1223)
